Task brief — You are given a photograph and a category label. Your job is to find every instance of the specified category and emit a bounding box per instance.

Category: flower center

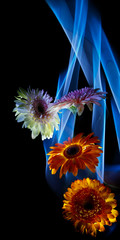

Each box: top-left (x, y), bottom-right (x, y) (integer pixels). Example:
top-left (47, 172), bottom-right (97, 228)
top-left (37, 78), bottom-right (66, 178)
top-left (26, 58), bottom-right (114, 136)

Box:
top-left (72, 188), bottom-right (103, 221)
top-left (84, 200), bottom-right (94, 210)
top-left (32, 98), bottom-right (48, 118)
top-left (64, 144), bottom-right (82, 158)
top-left (37, 103), bottom-right (45, 114)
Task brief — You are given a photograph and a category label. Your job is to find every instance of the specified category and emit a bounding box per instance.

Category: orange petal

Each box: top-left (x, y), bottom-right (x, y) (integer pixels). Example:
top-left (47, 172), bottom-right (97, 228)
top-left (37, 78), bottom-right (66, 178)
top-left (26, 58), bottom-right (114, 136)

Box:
top-left (80, 132), bottom-right (94, 144)
top-left (108, 213), bottom-right (116, 219)
top-left (75, 158), bottom-right (86, 170)
top-left (72, 165), bottom-right (78, 176)
top-left (95, 216), bottom-right (101, 222)
top-left (47, 148), bottom-right (64, 155)
top-left (59, 160), bottom-right (71, 178)
top-left (112, 209), bottom-right (119, 217)
top-left (68, 161), bottom-right (75, 174)
top-left (48, 155), bottom-right (63, 164)
top-left (48, 156), bottom-right (65, 169)
top-left (86, 136), bottom-right (100, 144)
top-left (72, 133), bottom-right (84, 143)
top-left (85, 163), bottom-right (96, 172)
top-left (51, 169), bottom-right (57, 174)
top-left (55, 143), bottom-right (65, 148)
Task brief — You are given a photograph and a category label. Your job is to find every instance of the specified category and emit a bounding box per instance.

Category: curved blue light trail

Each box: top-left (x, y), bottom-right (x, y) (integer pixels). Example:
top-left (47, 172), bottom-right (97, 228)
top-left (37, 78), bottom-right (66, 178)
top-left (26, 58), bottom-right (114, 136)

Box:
top-left (44, 0), bottom-right (120, 193)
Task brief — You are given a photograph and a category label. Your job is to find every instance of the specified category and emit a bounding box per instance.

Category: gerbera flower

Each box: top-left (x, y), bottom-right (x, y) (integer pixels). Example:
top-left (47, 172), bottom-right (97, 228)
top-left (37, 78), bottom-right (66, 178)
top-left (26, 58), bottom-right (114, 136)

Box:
top-left (52, 87), bottom-right (107, 115)
top-left (62, 178), bottom-right (119, 236)
top-left (13, 88), bottom-right (60, 140)
top-left (48, 132), bottom-right (102, 178)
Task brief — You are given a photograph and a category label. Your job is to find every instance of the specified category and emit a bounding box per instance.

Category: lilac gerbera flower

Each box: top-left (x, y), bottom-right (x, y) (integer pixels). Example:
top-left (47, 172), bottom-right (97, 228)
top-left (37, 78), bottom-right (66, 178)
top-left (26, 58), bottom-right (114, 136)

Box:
top-left (52, 87), bottom-right (107, 115)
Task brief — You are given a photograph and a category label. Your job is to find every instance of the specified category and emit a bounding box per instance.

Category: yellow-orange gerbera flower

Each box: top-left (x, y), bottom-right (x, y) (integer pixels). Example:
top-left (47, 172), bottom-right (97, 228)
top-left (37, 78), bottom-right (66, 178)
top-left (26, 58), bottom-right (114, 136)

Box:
top-left (47, 133), bottom-right (102, 178)
top-left (62, 178), bottom-right (119, 236)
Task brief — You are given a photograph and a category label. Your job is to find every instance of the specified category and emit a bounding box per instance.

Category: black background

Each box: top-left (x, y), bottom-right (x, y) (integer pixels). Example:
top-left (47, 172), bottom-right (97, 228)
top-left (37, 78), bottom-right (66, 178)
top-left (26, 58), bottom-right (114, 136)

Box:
top-left (7, 0), bottom-right (120, 237)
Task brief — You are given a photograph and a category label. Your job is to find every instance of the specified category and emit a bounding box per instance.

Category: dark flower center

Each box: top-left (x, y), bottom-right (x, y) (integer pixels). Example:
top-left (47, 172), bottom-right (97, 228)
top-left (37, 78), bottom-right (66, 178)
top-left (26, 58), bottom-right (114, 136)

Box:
top-left (37, 103), bottom-right (45, 114)
top-left (32, 98), bottom-right (48, 118)
top-left (64, 144), bottom-right (82, 158)
top-left (84, 200), bottom-right (94, 210)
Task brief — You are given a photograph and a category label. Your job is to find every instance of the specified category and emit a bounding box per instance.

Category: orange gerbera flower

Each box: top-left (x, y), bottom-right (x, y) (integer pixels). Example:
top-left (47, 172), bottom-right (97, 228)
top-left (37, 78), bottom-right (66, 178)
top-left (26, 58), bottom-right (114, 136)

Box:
top-left (47, 133), bottom-right (102, 178)
top-left (62, 178), bottom-right (119, 236)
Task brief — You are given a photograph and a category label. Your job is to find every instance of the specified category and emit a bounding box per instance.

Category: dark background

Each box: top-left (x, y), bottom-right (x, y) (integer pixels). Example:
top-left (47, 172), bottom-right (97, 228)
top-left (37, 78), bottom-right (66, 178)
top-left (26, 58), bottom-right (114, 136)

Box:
top-left (7, 0), bottom-right (120, 237)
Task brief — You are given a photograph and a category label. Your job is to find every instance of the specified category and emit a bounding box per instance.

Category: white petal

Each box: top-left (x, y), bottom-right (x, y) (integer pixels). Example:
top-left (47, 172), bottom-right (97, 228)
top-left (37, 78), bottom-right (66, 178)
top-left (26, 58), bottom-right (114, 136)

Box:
top-left (16, 113), bottom-right (25, 122)
top-left (77, 104), bottom-right (84, 116)
top-left (31, 126), bottom-right (40, 139)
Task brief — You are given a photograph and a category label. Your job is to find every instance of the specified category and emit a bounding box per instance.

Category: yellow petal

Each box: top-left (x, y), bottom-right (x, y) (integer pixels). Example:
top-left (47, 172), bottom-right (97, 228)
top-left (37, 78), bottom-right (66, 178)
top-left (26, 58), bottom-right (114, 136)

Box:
top-left (51, 169), bottom-right (57, 174)
top-left (112, 209), bottom-right (119, 217)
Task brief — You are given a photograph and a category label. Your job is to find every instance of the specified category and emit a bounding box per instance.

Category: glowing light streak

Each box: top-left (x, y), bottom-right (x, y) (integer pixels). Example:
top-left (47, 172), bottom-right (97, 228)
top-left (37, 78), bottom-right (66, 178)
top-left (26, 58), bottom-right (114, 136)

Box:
top-left (45, 0), bottom-right (120, 192)
top-left (92, 72), bottom-right (106, 182)
top-left (101, 30), bottom-right (120, 113)
top-left (111, 98), bottom-right (120, 151)
top-left (91, 15), bottom-right (106, 182)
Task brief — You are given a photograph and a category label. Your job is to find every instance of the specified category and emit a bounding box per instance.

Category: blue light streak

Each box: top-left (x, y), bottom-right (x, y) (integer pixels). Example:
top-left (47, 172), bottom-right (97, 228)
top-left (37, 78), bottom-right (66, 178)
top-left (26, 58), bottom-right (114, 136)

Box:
top-left (88, 12), bottom-right (106, 182)
top-left (101, 30), bottom-right (120, 113)
top-left (45, 0), bottom-right (120, 193)
top-left (111, 98), bottom-right (120, 151)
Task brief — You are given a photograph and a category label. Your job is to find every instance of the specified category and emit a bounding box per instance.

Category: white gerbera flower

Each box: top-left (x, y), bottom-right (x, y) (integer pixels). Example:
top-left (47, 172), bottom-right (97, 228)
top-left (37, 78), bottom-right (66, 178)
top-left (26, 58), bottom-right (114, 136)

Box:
top-left (13, 88), bottom-right (60, 140)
